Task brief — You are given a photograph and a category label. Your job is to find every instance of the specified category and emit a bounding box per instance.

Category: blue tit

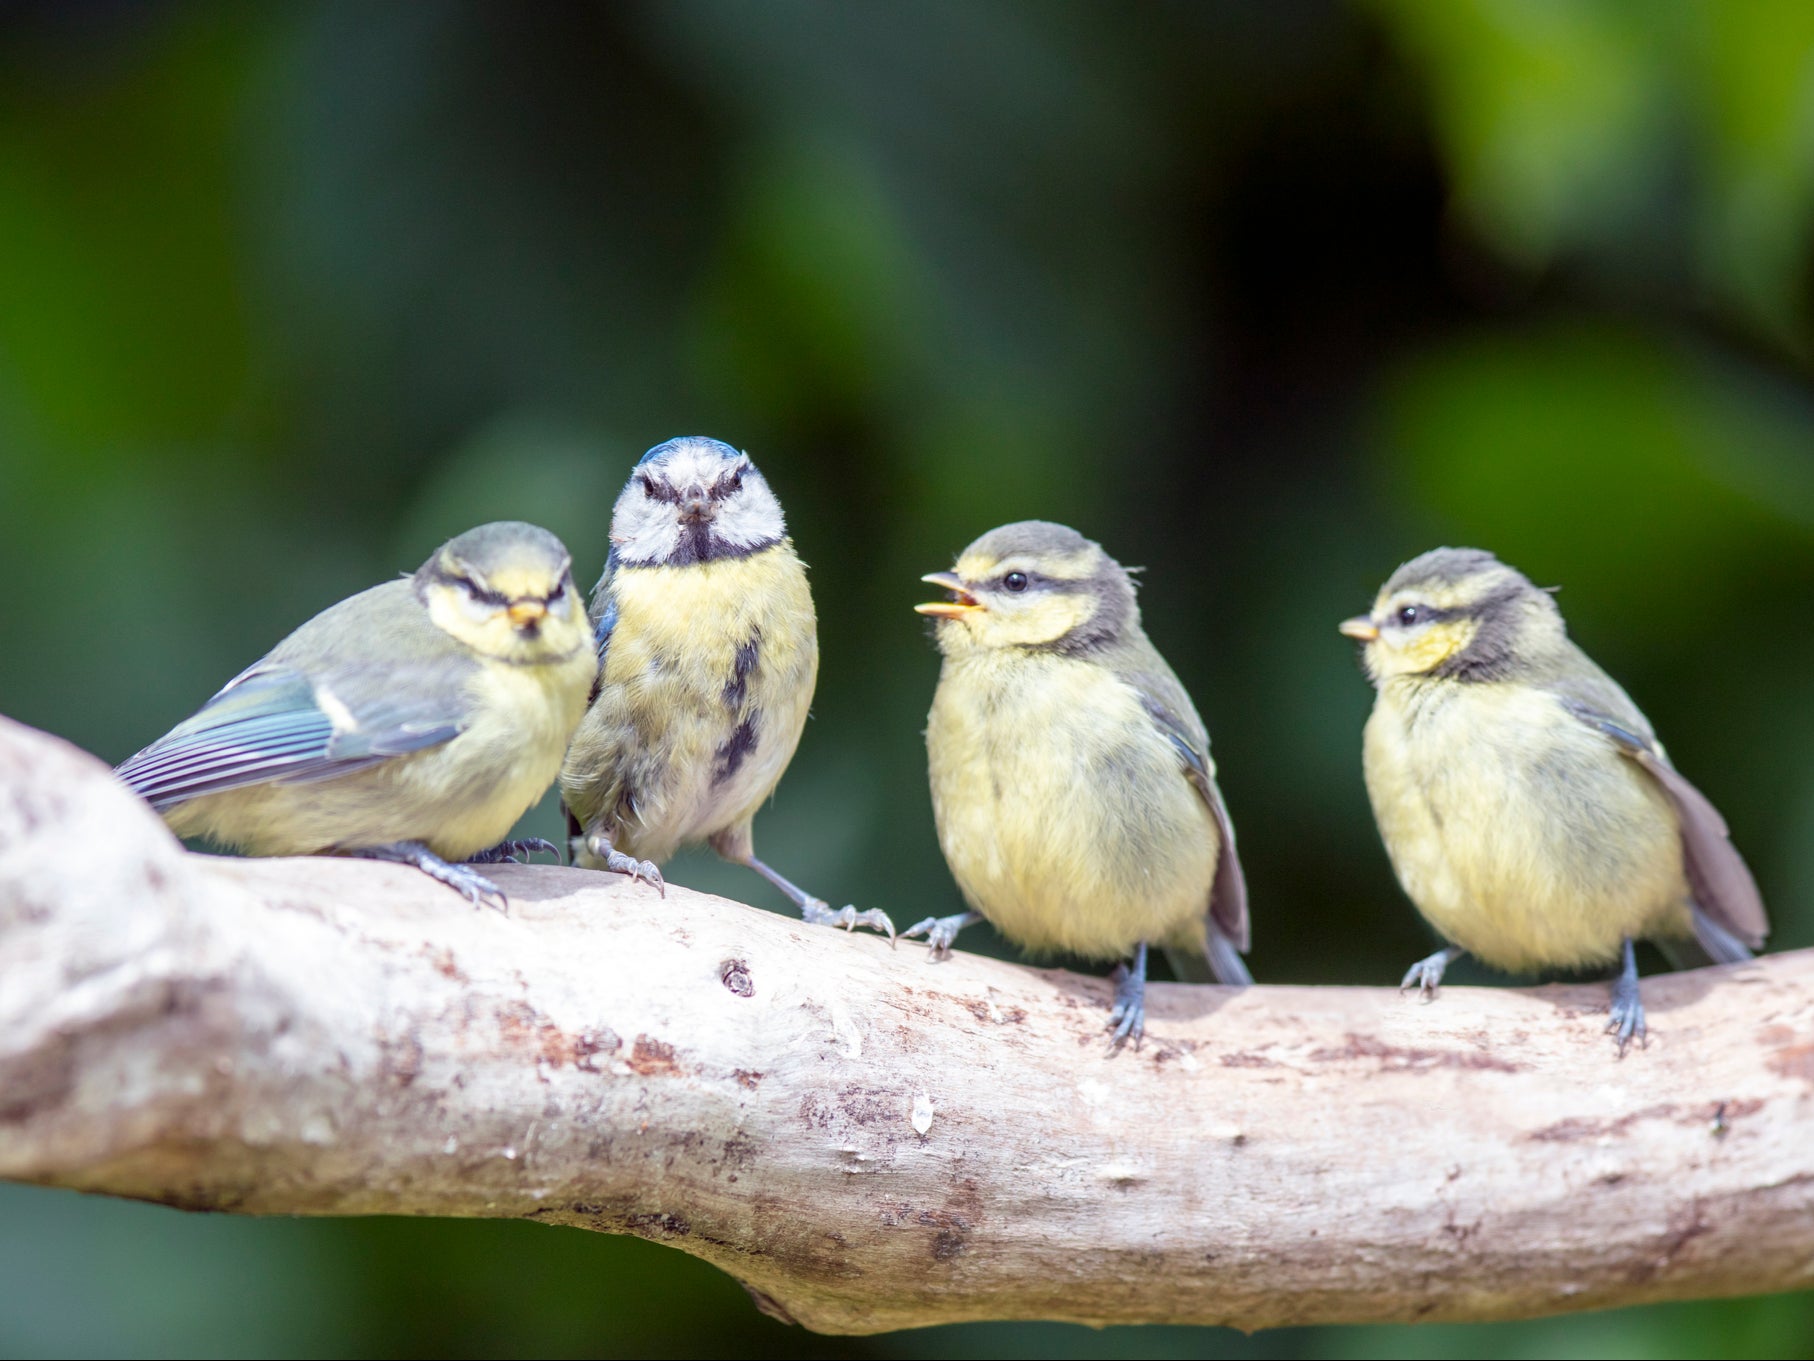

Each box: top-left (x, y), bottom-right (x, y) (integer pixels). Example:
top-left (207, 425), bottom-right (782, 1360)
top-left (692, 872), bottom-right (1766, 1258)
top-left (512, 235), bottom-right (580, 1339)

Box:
top-left (115, 521), bottom-right (596, 910)
top-left (559, 436), bottom-right (893, 939)
top-left (909, 521), bottom-right (1251, 1046)
top-left (1341, 547), bottom-right (1769, 1052)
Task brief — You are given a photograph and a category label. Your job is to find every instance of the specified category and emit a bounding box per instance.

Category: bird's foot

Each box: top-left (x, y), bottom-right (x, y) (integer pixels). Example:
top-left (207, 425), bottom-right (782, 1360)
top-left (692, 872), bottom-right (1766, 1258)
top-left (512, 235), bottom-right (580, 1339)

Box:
top-left (801, 898), bottom-right (896, 943)
top-left (467, 837), bottom-right (560, 865)
top-left (1606, 983), bottom-right (1647, 1056)
top-left (901, 911), bottom-right (982, 961)
top-left (1400, 946), bottom-right (1465, 1002)
top-left (429, 861), bottom-right (508, 913)
top-left (1607, 938), bottom-right (1647, 1057)
top-left (1106, 960), bottom-right (1146, 1050)
top-left (584, 835), bottom-right (664, 897)
top-left (351, 841), bottom-right (507, 913)
top-left (739, 852), bottom-right (892, 943)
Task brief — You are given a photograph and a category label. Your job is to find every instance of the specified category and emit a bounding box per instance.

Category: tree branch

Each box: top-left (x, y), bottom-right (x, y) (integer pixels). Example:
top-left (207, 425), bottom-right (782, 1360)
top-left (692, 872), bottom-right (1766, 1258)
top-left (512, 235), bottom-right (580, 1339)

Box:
top-left (1, 715), bottom-right (1810, 1335)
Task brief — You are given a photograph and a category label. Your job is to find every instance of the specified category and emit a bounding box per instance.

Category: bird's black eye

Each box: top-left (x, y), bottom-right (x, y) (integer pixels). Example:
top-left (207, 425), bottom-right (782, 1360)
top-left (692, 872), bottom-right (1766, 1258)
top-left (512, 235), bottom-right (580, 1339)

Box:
top-left (639, 474), bottom-right (657, 496)
top-left (549, 579), bottom-right (566, 601)
top-left (1003, 571), bottom-right (1029, 593)
top-left (1396, 604), bottom-right (1422, 627)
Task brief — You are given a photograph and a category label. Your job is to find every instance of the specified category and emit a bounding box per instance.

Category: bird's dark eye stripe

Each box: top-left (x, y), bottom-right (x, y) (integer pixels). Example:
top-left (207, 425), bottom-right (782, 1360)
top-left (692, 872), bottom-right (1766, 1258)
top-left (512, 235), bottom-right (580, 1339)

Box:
top-left (461, 579), bottom-right (510, 607)
top-left (433, 566), bottom-right (508, 606)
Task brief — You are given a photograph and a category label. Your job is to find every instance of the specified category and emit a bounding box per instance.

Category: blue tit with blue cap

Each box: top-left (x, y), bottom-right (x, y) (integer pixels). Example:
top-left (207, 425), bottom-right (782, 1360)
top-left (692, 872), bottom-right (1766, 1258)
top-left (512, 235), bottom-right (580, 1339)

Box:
top-left (115, 521), bottom-right (598, 909)
top-left (560, 436), bottom-right (893, 940)
top-left (909, 520), bottom-right (1252, 1046)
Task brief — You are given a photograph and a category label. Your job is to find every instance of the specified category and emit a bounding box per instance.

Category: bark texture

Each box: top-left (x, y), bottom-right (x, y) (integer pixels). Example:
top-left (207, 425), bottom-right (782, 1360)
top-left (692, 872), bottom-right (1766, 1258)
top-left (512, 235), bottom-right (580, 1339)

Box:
top-left (2, 714), bottom-right (1811, 1334)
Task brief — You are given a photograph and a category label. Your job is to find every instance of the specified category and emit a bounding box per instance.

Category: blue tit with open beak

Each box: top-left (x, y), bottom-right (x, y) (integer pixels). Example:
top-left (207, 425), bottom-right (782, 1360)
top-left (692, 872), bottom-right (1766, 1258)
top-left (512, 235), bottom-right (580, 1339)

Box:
top-left (115, 521), bottom-right (596, 910)
top-left (1342, 547), bottom-right (1768, 1053)
top-left (560, 436), bottom-right (892, 940)
top-left (910, 520), bottom-right (1251, 1047)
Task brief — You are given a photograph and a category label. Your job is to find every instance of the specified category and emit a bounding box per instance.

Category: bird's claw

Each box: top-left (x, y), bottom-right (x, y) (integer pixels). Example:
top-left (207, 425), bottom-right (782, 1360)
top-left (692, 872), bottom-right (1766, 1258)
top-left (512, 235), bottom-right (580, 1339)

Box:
top-left (1400, 949), bottom-right (1454, 1001)
top-left (430, 860), bottom-right (508, 915)
top-left (468, 837), bottom-right (560, 865)
top-left (802, 899), bottom-right (896, 943)
top-left (1607, 983), bottom-right (1648, 1057)
top-left (901, 913), bottom-right (969, 960)
top-left (351, 841), bottom-right (508, 913)
top-left (1105, 961), bottom-right (1145, 1050)
top-left (586, 836), bottom-right (665, 897)
top-left (1604, 938), bottom-right (1648, 1057)
top-left (611, 854), bottom-right (664, 896)
top-left (617, 856), bottom-right (665, 896)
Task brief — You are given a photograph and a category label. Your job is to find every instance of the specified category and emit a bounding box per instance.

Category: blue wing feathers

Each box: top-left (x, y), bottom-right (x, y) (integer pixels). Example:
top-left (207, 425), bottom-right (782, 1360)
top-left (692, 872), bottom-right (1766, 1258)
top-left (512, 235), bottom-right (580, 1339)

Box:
top-left (591, 547), bottom-right (620, 663)
top-left (594, 595), bottom-right (618, 662)
top-left (115, 665), bottom-right (462, 811)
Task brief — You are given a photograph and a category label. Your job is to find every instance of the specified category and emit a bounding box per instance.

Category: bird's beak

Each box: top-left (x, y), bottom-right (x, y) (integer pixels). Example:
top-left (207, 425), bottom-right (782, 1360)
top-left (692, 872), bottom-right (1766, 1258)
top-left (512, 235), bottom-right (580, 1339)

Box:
top-left (1339, 615), bottom-right (1380, 642)
top-left (680, 494), bottom-right (711, 522)
top-left (509, 599), bottom-right (549, 628)
top-left (915, 571), bottom-right (981, 619)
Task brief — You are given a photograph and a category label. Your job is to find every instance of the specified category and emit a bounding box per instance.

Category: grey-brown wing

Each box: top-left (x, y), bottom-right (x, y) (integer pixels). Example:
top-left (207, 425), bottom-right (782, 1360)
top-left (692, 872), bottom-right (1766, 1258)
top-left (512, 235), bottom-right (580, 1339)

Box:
top-left (1138, 692), bottom-right (1250, 954)
top-left (1558, 695), bottom-right (1768, 952)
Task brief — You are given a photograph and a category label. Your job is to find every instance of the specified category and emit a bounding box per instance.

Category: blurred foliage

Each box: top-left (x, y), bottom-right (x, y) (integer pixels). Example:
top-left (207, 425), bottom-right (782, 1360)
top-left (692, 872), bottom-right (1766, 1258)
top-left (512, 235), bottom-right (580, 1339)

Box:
top-left (1373, 0), bottom-right (1814, 349)
top-left (1, 0), bottom-right (1812, 1356)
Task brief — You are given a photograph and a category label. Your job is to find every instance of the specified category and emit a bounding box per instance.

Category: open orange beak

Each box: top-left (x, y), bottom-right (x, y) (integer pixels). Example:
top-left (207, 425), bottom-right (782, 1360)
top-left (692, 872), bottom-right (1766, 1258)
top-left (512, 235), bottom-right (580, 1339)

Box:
top-left (509, 599), bottom-right (549, 628)
top-left (915, 571), bottom-right (981, 619)
top-left (1339, 615), bottom-right (1380, 642)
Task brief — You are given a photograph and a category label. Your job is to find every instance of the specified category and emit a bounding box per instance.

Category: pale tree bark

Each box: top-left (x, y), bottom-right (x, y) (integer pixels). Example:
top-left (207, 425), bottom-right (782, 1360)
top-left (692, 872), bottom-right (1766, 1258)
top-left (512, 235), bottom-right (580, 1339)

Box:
top-left (1, 714), bottom-right (1810, 1335)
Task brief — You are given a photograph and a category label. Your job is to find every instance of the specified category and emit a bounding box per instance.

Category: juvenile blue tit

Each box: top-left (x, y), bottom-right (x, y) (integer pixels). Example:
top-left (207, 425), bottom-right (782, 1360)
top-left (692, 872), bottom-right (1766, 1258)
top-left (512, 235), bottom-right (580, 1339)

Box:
top-left (115, 522), bottom-right (597, 909)
top-left (1342, 547), bottom-right (1769, 1052)
top-left (559, 437), bottom-right (893, 939)
top-left (910, 521), bottom-right (1252, 1046)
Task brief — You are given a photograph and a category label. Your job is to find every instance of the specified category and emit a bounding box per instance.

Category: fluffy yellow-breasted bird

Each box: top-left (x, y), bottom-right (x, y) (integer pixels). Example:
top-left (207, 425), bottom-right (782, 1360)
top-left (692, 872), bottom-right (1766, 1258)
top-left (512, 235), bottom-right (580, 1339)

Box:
top-left (560, 436), bottom-right (892, 939)
top-left (911, 521), bottom-right (1251, 1044)
top-left (1341, 547), bottom-right (1768, 1051)
top-left (115, 521), bottom-right (596, 909)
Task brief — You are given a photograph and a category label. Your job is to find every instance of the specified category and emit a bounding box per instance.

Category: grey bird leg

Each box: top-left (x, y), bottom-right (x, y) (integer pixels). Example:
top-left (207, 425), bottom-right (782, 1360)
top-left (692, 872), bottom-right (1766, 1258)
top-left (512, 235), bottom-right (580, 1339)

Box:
top-left (347, 841), bottom-right (507, 913)
top-left (1401, 945), bottom-right (1467, 1001)
top-left (1106, 941), bottom-right (1149, 1049)
top-left (901, 911), bottom-right (983, 960)
top-left (467, 838), bottom-right (560, 865)
top-left (581, 832), bottom-right (664, 897)
top-left (1607, 936), bottom-right (1647, 1056)
top-left (740, 852), bottom-right (895, 942)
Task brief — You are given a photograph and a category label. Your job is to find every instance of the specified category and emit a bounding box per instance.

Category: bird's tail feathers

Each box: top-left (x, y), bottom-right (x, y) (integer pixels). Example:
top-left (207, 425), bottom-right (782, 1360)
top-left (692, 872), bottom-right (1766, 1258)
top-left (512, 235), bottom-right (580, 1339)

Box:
top-left (1205, 926), bottom-right (1254, 987)
top-left (1688, 901), bottom-right (1756, 967)
top-left (1167, 931), bottom-right (1253, 987)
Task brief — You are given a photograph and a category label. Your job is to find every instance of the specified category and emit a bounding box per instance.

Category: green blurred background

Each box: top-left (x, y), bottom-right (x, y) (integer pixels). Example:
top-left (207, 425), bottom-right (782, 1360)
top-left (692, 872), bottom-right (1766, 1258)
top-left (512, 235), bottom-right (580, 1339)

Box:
top-left (2, 0), bottom-right (1812, 1355)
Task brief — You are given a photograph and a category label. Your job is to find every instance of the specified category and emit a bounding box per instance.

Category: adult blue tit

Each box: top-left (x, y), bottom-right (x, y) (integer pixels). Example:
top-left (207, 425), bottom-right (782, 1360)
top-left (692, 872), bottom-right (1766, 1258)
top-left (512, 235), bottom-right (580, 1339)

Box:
top-left (1341, 547), bottom-right (1769, 1053)
top-left (560, 436), bottom-right (892, 939)
top-left (115, 521), bottom-right (596, 909)
top-left (909, 521), bottom-right (1251, 1046)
